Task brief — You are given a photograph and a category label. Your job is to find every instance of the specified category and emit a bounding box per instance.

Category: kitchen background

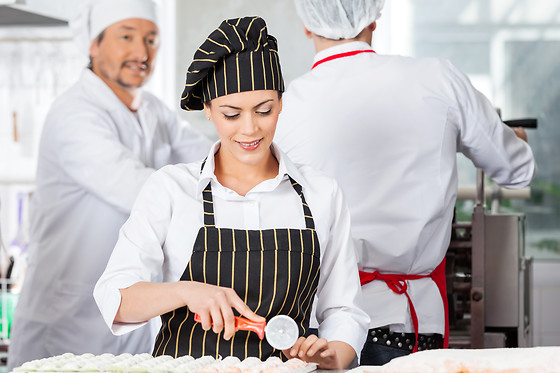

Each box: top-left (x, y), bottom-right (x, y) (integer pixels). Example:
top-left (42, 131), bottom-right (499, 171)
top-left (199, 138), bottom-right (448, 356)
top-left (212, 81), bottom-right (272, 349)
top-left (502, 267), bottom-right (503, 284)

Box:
top-left (0, 0), bottom-right (559, 349)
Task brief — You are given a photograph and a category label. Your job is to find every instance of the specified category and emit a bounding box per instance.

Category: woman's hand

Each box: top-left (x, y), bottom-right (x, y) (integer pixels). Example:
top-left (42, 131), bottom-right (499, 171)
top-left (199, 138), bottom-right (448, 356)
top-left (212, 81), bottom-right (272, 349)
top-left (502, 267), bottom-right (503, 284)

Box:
top-left (117, 281), bottom-right (263, 341)
top-left (282, 336), bottom-right (356, 370)
top-left (181, 281), bottom-right (265, 341)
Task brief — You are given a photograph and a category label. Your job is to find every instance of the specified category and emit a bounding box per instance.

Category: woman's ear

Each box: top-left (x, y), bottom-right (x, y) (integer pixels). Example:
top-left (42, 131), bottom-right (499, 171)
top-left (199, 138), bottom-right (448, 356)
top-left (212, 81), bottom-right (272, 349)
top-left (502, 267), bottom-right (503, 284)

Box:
top-left (203, 103), bottom-right (212, 121)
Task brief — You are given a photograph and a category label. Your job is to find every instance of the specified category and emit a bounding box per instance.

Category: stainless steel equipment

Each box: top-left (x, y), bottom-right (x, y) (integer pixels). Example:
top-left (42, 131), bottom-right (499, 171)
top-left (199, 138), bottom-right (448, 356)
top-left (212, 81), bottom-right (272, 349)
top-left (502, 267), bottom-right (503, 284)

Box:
top-left (447, 118), bottom-right (536, 349)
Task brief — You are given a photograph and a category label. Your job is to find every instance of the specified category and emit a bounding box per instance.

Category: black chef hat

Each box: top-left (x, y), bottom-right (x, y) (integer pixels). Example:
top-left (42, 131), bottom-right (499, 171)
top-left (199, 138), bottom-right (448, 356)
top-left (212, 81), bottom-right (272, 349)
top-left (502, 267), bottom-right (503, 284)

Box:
top-left (181, 16), bottom-right (285, 111)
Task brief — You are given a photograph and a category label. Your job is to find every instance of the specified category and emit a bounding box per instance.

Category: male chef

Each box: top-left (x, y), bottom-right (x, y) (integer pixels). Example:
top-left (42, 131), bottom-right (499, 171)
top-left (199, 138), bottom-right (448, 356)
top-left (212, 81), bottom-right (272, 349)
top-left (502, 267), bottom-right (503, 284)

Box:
top-left (7, 0), bottom-right (211, 369)
top-left (275, 0), bottom-right (536, 366)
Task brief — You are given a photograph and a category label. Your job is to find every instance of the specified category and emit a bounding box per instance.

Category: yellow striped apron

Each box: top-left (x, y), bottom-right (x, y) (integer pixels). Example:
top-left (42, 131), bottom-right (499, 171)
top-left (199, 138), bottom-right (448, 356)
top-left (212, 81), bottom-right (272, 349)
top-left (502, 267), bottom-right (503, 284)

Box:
top-left (153, 176), bottom-right (320, 359)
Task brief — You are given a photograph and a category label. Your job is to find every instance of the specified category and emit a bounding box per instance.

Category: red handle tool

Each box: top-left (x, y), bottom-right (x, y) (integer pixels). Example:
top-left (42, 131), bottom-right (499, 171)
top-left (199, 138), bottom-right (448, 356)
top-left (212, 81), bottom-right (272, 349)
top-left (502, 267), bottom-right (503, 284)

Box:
top-left (193, 313), bottom-right (266, 340)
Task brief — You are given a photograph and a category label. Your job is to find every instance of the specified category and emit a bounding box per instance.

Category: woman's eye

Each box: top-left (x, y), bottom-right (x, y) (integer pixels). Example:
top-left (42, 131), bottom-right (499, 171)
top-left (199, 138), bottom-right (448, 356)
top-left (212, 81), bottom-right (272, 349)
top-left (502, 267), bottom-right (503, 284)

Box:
top-left (223, 113), bottom-right (239, 120)
top-left (122, 35), bottom-right (132, 41)
top-left (257, 108), bottom-right (272, 115)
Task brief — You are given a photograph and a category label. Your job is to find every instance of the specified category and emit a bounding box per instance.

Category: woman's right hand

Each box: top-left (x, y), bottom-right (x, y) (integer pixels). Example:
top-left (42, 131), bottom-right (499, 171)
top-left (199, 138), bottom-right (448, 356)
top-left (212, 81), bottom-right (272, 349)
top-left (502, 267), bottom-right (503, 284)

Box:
top-left (181, 281), bottom-right (265, 340)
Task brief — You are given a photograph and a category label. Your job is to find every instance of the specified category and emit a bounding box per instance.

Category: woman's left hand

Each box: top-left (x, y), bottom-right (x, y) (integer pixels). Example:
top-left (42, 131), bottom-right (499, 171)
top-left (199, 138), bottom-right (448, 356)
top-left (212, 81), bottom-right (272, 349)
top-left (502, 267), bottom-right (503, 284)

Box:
top-left (282, 335), bottom-right (355, 370)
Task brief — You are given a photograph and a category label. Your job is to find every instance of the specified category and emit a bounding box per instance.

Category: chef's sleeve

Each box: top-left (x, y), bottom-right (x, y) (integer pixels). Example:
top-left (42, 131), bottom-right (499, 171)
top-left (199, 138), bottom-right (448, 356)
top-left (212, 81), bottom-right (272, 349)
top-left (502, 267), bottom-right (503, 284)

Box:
top-left (314, 180), bottom-right (370, 358)
top-left (94, 168), bottom-right (172, 335)
top-left (443, 59), bottom-right (536, 188)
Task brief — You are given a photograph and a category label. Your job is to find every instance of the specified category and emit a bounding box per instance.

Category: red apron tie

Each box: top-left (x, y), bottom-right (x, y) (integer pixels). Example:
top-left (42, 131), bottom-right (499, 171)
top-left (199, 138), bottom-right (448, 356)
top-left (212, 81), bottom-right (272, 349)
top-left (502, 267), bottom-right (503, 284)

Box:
top-left (359, 258), bottom-right (449, 352)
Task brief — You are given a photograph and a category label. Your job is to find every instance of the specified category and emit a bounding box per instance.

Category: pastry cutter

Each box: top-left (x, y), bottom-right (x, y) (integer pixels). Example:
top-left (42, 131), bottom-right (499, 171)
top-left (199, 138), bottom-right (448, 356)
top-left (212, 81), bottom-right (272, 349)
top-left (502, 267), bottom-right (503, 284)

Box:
top-left (194, 313), bottom-right (299, 350)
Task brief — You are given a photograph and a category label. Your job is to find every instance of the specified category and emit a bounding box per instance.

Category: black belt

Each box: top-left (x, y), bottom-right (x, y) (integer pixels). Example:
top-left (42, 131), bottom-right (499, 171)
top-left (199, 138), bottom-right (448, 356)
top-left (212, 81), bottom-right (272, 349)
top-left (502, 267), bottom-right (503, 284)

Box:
top-left (366, 328), bottom-right (443, 352)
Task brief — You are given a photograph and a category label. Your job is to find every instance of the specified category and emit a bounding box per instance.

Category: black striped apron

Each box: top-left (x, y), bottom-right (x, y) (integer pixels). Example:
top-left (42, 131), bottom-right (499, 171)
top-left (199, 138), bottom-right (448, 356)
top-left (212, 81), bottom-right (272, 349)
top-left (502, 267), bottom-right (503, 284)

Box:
top-left (153, 176), bottom-right (320, 359)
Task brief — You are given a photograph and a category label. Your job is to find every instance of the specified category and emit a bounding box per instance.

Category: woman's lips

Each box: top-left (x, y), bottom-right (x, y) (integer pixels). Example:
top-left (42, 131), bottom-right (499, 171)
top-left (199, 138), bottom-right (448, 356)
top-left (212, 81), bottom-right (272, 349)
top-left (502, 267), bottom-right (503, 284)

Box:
top-left (237, 138), bottom-right (263, 150)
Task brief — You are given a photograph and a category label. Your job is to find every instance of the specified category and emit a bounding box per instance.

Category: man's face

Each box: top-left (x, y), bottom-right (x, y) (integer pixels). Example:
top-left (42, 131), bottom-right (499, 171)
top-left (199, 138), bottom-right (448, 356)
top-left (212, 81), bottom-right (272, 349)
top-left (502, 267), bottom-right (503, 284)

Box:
top-left (90, 18), bottom-right (159, 91)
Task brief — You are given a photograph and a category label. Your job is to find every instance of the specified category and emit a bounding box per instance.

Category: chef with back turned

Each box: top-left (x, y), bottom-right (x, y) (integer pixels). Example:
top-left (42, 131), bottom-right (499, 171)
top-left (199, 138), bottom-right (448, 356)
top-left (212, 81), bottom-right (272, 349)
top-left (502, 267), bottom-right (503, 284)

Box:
top-left (7, 0), bottom-right (211, 369)
top-left (275, 0), bottom-right (536, 366)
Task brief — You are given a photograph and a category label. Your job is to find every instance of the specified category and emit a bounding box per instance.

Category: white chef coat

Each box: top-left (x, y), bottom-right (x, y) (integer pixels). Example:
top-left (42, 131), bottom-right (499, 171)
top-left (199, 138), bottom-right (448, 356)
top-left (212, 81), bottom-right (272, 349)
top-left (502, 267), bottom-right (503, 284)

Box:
top-left (8, 68), bottom-right (212, 371)
top-left (94, 142), bottom-right (369, 357)
top-left (274, 41), bottom-right (536, 335)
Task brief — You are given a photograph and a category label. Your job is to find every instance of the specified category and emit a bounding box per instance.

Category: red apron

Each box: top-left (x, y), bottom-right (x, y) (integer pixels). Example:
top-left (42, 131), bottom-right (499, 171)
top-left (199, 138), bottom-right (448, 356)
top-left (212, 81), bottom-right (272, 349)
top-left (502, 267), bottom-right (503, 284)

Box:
top-left (359, 259), bottom-right (449, 352)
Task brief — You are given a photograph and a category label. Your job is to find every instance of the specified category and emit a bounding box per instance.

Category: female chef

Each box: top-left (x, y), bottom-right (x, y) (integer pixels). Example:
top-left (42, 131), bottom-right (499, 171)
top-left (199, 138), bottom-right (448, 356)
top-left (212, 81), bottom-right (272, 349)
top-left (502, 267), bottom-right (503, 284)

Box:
top-left (94, 16), bottom-right (368, 370)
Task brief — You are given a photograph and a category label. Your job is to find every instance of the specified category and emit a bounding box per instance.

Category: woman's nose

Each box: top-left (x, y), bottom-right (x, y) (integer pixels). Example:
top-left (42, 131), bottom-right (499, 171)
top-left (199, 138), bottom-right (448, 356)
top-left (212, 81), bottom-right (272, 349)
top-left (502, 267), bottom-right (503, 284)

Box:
top-left (240, 114), bottom-right (258, 135)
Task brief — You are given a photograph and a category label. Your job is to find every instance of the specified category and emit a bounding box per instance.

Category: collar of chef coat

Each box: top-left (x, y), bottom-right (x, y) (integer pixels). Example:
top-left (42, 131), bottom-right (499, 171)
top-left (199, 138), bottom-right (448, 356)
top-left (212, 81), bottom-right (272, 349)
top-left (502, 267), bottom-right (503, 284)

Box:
top-left (312, 40), bottom-right (374, 67)
top-left (196, 141), bottom-right (309, 196)
top-left (82, 68), bottom-right (138, 112)
top-left (81, 67), bottom-right (158, 140)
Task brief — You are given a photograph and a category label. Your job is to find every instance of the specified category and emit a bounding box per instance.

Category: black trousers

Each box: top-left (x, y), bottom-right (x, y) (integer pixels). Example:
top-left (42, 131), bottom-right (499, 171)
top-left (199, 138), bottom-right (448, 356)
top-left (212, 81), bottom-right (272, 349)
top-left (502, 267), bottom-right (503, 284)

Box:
top-left (360, 328), bottom-right (443, 366)
top-left (360, 340), bottom-right (410, 366)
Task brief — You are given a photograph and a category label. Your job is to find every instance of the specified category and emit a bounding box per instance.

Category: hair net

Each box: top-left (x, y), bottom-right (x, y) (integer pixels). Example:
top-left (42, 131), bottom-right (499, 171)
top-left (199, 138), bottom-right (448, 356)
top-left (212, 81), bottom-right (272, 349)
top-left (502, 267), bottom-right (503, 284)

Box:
top-left (69, 0), bottom-right (159, 56)
top-left (294, 0), bottom-right (385, 40)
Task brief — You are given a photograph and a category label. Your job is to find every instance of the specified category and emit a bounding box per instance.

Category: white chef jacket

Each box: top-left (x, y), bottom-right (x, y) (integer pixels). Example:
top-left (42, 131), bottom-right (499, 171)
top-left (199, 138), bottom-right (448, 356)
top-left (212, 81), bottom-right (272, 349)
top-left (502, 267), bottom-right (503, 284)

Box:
top-left (94, 142), bottom-right (369, 357)
top-left (274, 41), bottom-right (536, 335)
top-left (8, 68), bottom-right (212, 371)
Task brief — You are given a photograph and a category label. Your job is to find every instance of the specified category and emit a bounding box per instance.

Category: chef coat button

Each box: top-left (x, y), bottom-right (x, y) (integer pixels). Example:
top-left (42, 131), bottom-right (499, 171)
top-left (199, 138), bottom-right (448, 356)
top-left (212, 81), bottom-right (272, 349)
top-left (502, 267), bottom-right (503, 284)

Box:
top-left (397, 342), bottom-right (402, 348)
top-left (395, 337), bottom-right (399, 342)
top-left (409, 345), bottom-right (413, 350)
top-left (405, 339), bottom-right (410, 344)
top-left (371, 330), bottom-right (376, 336)
top-left (372, 337), bottom-right (378, 342)
top-left (401, 333), bottom-right (406, 337)
top-left (382, 334), bottom-right (387, 339)
top-left (386, 340), bottom-right (391, 346)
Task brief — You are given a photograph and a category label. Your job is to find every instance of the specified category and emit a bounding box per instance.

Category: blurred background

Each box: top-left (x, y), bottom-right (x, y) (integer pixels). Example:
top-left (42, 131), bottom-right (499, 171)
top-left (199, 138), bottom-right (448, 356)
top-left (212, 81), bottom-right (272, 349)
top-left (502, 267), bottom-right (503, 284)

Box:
top-left (0, 0), bottom-right (559, 351)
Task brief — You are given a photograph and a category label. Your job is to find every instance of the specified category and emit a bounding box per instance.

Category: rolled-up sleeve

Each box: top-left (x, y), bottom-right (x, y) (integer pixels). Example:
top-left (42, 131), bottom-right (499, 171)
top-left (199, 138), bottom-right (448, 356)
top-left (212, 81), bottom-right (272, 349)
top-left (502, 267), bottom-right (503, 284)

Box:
top-left (94, 169), bottom-right (173, 335)
top-left (315, 181), bottom-right (370, 357)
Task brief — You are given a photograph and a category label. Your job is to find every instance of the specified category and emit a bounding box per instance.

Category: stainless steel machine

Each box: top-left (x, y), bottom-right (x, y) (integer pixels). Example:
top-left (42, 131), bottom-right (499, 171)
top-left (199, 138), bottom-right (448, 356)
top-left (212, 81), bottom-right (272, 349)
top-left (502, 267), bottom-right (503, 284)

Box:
top-left (447, 118), bottom-right (537, 349)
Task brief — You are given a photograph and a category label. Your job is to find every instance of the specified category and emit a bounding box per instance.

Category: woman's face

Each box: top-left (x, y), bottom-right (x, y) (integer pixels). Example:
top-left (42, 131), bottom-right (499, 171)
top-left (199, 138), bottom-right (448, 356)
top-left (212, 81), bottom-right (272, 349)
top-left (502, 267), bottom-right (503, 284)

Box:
top-left (205, 90), bottom-right (282, 167)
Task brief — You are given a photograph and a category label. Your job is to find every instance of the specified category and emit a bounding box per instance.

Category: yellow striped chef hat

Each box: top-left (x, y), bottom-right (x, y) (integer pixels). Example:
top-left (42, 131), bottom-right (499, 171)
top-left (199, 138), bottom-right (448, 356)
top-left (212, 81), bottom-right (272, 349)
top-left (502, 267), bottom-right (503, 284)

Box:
top-left (181, 16), bottom-right (284, 111)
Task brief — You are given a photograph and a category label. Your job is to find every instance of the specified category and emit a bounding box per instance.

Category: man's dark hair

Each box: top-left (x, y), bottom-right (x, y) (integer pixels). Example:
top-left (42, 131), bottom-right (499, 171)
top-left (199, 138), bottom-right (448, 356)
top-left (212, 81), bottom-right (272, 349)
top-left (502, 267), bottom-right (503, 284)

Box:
top-left (87, 31), bottom-right (105, 70)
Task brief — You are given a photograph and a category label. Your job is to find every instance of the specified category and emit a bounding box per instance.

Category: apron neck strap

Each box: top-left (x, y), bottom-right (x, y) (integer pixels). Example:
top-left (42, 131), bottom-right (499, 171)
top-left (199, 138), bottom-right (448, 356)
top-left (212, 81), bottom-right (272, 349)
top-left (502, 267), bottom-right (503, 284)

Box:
top-left (288, 176), bottom-right (316, 230)
top-left (311, 49), bottom-right (376, 70)
top-left (199, 158), bottom-right (216, 227)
